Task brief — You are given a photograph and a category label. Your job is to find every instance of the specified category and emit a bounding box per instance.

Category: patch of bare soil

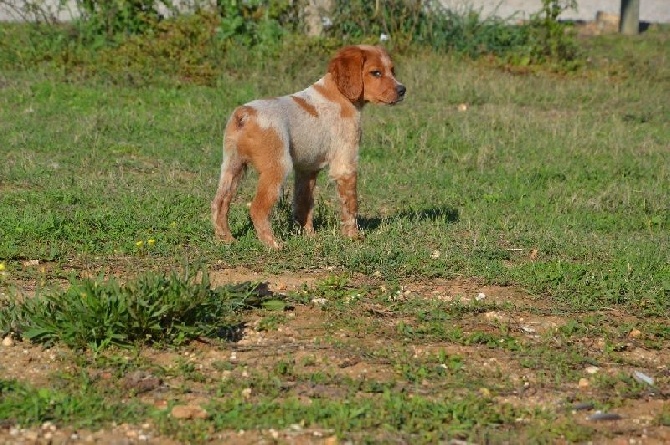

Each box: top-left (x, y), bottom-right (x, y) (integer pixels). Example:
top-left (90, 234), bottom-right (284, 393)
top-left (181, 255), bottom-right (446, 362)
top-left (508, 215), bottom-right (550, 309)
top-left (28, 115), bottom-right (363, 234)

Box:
top-left (209, 266), bottom-right (328, 293)
top-left (2, 267), bottom-right (669, 444)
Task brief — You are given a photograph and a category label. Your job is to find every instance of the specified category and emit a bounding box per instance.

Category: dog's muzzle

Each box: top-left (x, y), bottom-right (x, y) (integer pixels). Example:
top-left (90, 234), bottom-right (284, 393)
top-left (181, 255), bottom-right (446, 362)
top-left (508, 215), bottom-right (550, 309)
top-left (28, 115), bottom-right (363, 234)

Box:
top-left (394, 84), bottom-right (406, 103)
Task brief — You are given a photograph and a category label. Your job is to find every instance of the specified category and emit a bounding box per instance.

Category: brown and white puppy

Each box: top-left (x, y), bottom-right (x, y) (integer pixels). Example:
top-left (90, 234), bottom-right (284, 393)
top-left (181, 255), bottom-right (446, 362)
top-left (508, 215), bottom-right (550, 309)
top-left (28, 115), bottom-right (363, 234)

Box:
top-left (211, 45), bottom-right (406, 249)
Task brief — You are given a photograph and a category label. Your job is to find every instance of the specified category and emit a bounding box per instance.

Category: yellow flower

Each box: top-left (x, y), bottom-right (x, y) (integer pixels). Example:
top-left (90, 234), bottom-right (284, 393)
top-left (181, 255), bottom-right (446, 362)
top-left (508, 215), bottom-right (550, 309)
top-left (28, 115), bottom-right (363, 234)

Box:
top-left (0, 262), bottom-right (5, 271)
top-left (135, 240), bottom-right (144, 247)
top-left (147, 239), bottom-right (155, 247)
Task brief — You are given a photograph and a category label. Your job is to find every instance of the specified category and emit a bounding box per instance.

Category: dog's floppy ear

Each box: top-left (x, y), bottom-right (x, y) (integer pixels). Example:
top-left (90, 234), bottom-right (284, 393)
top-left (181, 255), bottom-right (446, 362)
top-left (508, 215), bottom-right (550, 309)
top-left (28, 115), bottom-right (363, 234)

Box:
top-left (328, 46), bottom-right (364, 103)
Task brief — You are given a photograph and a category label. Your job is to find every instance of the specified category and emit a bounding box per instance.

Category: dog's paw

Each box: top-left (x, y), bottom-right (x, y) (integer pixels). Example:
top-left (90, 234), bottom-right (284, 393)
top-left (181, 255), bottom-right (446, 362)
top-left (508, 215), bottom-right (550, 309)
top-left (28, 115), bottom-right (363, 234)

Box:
top-left (215, 230), bottom-right (236, 243)
top-left (341, 226), bottom-right (363, 241)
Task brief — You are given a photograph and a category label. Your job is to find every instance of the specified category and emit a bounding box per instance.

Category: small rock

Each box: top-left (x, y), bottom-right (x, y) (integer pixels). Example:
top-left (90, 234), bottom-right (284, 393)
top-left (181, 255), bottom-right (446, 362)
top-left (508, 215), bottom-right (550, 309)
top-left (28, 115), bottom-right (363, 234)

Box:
top-left (457, 103), bottom-right (468, 112)
top-left (589, 411), bottom-right (622, 421)
top-left (572, 402), bottom-right (594, 411)
top-left (633, 370), bottom-right (654, 385)
top-left (585, 366), bottom-right (599, 374)
top-left (24, 431), bottom-right (38, 441)
top-left (153, 399), bottom-right (168, 410)
top-left (324, 437), bottom-right (339, 445)
top-left (122, 371), bottom-right (161, 393)
top-left (578, 378), bottom-right (590, 389)
top-left (242, 387), bottom-right (252, 399)
top-left (430, 250), bottom-right (441, 259)
top-left (475, 292), bottom-right (486, 301)
top-left (170, 405), bottom-right (208, 420)
top-left (269, 429), bottom-right (279, 440)
top-left (2, 336), bottom-right (14, 347)
top-left (628, 329), bottom-right (642, 338)
top-left (311, 297), bottom-right (328, 306)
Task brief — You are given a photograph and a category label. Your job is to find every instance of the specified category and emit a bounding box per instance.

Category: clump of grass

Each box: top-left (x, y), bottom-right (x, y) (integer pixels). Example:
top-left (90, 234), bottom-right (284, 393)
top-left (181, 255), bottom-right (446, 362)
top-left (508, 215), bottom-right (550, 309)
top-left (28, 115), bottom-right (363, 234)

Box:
top-left (0, 267), bottom-right (278, 350)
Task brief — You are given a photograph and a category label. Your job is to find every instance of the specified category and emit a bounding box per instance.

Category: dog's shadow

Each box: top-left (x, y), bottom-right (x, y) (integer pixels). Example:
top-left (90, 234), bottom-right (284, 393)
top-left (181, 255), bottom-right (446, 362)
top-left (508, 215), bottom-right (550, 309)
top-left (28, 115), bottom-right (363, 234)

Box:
top-left (359, 206), bottom-right (459, 232)
top-left (232, 206), bottom-right (459, 240)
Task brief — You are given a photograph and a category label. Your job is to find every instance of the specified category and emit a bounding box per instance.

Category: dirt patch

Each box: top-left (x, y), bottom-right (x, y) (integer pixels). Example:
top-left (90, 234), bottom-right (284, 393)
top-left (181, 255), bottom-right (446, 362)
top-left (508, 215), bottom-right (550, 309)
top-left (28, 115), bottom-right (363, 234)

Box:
top-left (209, 266), bottom-right (328, 292)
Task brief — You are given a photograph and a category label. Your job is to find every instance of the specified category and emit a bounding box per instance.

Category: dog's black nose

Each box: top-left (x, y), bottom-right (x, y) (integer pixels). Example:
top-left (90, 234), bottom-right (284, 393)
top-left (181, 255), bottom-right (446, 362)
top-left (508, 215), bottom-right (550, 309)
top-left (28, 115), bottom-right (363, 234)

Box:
top-left (396, 84), bottom-right (406, 97)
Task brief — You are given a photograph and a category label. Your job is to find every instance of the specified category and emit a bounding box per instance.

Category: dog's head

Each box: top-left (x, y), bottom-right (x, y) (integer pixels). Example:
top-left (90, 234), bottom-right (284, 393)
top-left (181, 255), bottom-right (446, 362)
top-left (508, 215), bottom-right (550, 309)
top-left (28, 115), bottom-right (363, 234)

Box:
top-left (328, 45), bottom-right (406, 106)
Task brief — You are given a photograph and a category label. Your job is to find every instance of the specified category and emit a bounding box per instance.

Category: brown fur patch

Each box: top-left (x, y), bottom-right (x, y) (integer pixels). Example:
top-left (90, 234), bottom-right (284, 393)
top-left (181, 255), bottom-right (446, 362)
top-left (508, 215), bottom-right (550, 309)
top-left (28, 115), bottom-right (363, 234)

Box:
top-left (232, 105), bottom-right (258, 130)
top-left (291, 96), bottom-right (319, 118)
top-left (313, 75), bottom-right (357, 118)
top-left (233, 113), bottom-right (288, 248)
top-left (328, 47), bottom-right (364, 102)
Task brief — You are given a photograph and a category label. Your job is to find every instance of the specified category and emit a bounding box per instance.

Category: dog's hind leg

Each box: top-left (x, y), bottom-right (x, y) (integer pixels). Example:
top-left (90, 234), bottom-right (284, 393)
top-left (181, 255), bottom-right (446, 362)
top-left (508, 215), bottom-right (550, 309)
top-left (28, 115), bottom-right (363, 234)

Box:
top-left (211, 151), bottom-right (245, 243)
top-left (250, 164), bottom-right (290, 249)
top-left (293, 169), bottom-right (319, 236)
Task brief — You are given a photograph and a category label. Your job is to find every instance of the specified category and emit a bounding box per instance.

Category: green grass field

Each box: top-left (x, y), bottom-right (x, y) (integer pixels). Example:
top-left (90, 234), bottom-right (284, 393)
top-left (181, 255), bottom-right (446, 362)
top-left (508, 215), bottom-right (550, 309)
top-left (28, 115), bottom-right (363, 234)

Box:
top-left (1, 21), bottom-right (669, 444)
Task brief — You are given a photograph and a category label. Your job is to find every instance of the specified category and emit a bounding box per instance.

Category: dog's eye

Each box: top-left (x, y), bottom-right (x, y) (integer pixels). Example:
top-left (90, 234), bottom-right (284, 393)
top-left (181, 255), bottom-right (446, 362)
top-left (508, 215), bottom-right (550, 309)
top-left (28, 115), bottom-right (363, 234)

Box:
top-left (370, 70), bottom-right (382, 77)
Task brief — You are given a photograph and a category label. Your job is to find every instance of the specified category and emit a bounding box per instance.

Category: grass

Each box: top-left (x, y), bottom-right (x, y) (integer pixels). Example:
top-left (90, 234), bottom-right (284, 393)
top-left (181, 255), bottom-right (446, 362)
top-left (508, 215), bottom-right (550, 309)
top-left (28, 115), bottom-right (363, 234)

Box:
top-left (0, 20), bottom-right (669, 444)
top-left (0, 267), bottom-right (277, 350)
top-left (1, 45), bottom-right (667, 313)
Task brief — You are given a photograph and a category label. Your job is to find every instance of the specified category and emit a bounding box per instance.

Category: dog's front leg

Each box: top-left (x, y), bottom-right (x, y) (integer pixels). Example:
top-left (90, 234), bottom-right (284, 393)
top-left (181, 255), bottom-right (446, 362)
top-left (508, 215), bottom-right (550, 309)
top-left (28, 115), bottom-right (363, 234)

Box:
top-left (334, 172), bottom-right (360, 239)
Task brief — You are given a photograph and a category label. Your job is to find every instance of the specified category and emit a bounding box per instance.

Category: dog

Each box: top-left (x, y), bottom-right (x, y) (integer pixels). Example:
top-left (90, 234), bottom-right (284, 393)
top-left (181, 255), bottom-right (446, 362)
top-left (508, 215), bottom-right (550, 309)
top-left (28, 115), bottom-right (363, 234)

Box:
top-left (211, 45), bottom-right (406, 249)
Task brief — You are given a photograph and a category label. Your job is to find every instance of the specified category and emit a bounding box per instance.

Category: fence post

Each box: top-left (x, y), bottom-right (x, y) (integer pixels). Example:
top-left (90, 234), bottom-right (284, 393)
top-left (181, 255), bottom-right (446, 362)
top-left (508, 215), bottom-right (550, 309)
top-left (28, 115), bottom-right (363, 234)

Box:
top-left (619, 0), bottom-right (640, 35)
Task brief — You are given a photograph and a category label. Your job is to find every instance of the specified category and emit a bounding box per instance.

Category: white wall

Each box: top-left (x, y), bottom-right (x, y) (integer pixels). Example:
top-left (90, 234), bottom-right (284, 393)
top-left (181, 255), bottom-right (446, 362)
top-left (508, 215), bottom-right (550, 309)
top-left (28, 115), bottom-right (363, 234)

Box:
top-left (1, 0), bottom-right (669, 23)
top-left (439, 0), bottom-right (669, 22)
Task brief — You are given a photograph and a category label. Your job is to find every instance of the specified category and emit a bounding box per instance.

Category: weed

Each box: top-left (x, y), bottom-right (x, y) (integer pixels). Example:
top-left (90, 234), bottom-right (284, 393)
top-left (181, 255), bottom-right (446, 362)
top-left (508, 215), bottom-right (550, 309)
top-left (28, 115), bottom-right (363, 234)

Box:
top-left (0, 267), bottom-right (275, 350)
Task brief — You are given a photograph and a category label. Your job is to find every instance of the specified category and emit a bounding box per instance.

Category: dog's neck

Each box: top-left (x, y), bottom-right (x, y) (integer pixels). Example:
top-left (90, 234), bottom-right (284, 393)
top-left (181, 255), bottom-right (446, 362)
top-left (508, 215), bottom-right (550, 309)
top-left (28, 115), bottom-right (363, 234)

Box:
top-left (313, 74), bottom-right (365, 115)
